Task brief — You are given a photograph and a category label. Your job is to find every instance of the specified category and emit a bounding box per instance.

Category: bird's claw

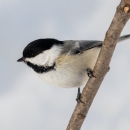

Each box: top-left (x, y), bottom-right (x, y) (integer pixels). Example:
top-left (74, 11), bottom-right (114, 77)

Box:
top-left (87, 68), bottom-right (95, 78)
top-left (76, 88), bottom-right (85, 104)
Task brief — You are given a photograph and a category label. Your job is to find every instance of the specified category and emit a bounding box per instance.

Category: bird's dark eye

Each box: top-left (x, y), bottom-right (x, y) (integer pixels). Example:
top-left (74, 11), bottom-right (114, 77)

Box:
top-left (26, 51), bottom-right (35, 57)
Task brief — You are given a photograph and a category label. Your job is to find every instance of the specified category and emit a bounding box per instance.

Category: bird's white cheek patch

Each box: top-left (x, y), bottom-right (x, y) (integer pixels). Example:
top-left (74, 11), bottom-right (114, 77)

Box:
top-left (25, 45), bottom-right (63, 66)
top-left (25, 53), bottom-right (48, 66)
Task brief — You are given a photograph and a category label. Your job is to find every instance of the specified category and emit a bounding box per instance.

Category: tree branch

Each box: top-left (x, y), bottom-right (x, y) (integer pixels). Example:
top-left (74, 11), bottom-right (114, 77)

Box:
top-left (66, 0), bottom-right (130, 130)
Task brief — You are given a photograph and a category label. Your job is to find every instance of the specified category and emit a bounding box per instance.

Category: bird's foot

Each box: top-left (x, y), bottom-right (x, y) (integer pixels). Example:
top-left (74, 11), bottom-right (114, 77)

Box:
top-left (76, 88), bottom-right (84, 104)
top-left (87, 68), bottom-right (95, 78)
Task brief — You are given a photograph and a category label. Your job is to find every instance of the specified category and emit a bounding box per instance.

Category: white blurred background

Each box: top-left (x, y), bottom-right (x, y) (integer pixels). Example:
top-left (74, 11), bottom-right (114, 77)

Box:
top-left (0, 0), bottom-right (130, 130)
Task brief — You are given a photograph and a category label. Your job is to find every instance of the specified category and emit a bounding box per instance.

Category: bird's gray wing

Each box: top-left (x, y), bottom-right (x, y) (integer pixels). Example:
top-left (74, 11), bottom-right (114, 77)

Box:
top-left (70, 40), bottom-right (102, 55)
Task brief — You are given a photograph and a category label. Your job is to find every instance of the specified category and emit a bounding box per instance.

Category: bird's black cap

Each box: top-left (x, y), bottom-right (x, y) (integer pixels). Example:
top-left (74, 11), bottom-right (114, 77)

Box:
top-left (22, 38), bottom-right (63, 58)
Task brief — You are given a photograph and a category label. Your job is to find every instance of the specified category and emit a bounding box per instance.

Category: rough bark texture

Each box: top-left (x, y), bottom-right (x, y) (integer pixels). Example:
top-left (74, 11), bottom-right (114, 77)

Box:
top-left (66, 0), bottom-right (130, 130)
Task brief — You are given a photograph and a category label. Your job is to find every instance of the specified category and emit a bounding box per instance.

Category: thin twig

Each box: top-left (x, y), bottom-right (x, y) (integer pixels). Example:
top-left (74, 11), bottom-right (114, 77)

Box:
top-left (66, 0), bottom-right (130, 130)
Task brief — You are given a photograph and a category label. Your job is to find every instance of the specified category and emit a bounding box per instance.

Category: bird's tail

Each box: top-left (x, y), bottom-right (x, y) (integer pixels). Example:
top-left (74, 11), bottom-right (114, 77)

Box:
top-left (118, 34), bottom-right (130, 43)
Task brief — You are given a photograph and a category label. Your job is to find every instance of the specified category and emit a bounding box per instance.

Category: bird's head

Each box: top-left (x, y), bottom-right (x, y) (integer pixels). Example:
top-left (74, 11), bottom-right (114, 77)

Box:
top-left (17, 39), bottom-right (64, 68)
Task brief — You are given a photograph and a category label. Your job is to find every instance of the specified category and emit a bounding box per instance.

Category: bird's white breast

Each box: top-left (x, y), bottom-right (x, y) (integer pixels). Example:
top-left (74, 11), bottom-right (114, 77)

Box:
top-left (37, 47), bottom-right (101, 88)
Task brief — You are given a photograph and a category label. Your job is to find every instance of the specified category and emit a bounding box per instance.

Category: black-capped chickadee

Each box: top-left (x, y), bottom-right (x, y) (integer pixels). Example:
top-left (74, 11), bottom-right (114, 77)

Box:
top-left (17, 34), bottom-right (130, 102)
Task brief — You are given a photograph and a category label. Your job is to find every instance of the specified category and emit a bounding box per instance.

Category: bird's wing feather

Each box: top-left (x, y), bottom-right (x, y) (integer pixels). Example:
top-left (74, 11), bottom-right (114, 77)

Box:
top-left (70, 40), bottom-right (102, 55)
top-left (64, 34), bottom-right (130, 55)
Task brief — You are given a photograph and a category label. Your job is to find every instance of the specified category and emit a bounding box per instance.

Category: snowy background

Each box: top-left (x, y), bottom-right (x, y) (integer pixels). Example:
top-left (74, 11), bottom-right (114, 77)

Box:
top-left (0, 0), bottom-right (130, 130)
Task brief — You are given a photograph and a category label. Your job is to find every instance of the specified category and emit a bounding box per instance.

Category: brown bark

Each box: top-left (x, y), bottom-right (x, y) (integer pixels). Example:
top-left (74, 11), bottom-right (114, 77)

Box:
top-left (66, 0), bottom-right (130, 130)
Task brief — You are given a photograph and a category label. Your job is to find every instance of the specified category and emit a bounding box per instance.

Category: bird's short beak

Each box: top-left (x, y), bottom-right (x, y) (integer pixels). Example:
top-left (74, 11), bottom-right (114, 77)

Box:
top-left (17, 57), bottom-right (24, 62)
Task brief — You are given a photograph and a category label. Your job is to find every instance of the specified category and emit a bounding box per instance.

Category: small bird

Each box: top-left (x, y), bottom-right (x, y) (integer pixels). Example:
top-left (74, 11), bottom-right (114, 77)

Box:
top-left (17, 34), bottom-right (130, 102)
